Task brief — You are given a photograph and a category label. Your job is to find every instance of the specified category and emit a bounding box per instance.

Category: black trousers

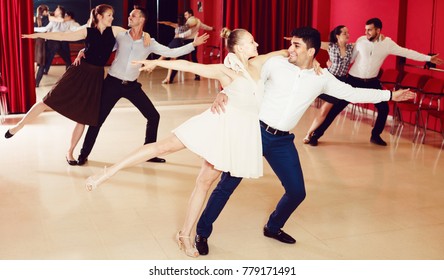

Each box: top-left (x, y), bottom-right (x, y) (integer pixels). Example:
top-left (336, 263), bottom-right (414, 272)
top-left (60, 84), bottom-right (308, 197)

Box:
top-left (170, 38), bottom-right (199, 82)
top-left (79, 75), bottom-right (160, 158)
top-left (312, 75), bottom-right (388, 139)
top-left (44, 40), bottom-right (71, 73)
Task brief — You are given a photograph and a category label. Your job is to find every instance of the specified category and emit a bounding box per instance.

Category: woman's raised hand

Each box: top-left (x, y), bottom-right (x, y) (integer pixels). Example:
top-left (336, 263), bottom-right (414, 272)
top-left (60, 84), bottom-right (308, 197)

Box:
top-left (22, 33), bottom-right (39, 39)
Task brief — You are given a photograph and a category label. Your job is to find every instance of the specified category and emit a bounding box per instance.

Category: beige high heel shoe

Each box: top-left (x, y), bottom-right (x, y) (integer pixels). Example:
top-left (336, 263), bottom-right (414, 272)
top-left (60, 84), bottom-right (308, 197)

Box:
top-left (175, 231), bottom-right (199, 258)
top-left (85, 166), bottom-right (109, 191)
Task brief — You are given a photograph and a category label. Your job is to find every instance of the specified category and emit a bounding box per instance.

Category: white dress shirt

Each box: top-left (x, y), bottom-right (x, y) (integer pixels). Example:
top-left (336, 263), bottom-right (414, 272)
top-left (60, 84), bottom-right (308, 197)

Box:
top-left (349, 36), bottom-right (431, 79)
top-left (65, 20), bottom-right (81, 32)
top-left (107, 30), bottom-right (195, 81)
top-left (34, 21), bottom-right (70, 33)
top-left (259, 56), bottom-right (391, 131)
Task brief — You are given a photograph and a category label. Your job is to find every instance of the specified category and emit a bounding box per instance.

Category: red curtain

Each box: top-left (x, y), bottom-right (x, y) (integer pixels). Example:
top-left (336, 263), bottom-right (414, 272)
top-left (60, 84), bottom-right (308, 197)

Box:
top-left (223, 0), bottom-right (312, 56)
top-left (0, 0), bottom-right (36, 114)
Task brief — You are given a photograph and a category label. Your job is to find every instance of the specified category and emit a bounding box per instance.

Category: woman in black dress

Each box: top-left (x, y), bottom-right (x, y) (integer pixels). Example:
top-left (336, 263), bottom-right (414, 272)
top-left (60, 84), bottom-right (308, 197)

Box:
top-left (5, 4), bottom-right (146, 165)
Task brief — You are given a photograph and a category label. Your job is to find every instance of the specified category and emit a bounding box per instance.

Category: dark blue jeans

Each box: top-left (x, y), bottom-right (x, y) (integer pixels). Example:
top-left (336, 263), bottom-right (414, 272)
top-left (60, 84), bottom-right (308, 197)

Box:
top-left (196, 126), bottom-right (306, 237)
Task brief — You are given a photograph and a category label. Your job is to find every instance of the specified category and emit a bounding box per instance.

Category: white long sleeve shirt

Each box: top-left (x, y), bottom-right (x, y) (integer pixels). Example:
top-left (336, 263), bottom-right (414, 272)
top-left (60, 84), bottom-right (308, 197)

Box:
top-left (349, 36), bottom-right (431, 79)
top-left (259, 56), bottom-right (391, 131)
top-left (34, 21), bottom-right (70, 33)
top-left (107, 30), bottom-right (195, 81)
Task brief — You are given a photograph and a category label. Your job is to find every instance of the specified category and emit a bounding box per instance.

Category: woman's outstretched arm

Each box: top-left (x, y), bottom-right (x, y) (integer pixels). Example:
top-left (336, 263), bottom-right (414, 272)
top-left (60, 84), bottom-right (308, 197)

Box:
top-left (22, 27), bottom-right (87, 41)
top-left (133, 59), bottom-right (230, 84)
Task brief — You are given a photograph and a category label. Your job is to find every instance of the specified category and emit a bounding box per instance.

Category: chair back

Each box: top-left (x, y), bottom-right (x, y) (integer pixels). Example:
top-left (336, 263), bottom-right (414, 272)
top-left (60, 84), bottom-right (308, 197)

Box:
top-left (397, 72), bottom-right (428, 91)
top-left (379, 69), bottom-right (400, 90)
top-left (422, 78), bottom-right (444, 93)
top-left (420, 78), bottom-right (444, 110)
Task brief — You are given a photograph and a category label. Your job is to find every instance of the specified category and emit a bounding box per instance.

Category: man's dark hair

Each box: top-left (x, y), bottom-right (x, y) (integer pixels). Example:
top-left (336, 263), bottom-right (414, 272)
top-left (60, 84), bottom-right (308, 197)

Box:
top-left (185, 9), bottom-right (194, 16)
top-left (366, 17), bottom-right (382, 29)
top-left (291, 26), bottom-right (321, 57)
top-left (66, 11), bottom-right (75, 19)
top-left (135, 7), bottom-right (147, 19)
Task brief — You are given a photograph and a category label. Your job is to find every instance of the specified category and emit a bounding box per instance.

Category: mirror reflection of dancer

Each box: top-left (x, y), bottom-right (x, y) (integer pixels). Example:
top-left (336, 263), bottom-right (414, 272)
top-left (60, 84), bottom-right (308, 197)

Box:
top-left (5, 4), bottom-right (149, 165)
top-left (86, 28), bottom-right (288, 258)
top-left (169, 9), bottom-right (214, 82)
top-left (157, 16), bottom-right (191, 84)
top-left (33, 4), bottom-right (49, 87)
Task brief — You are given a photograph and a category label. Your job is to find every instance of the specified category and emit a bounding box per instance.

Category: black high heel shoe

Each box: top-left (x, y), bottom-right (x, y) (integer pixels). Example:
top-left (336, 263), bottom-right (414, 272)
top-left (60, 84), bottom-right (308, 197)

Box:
top-left (5, 130), bottom-right (14, 139)
top-left (66, 156), bottom-right (78, 166)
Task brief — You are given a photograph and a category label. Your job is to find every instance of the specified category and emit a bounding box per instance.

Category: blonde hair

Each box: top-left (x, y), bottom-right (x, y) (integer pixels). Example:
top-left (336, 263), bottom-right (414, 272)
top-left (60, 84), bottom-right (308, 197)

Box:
top-left (220, 27), bottom-right (248, 53)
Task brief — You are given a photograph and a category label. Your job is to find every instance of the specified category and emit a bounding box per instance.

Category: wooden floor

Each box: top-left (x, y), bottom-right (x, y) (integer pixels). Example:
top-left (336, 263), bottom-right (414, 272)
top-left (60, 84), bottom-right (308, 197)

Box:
top-left (1, 66), bottom-right (444, 261)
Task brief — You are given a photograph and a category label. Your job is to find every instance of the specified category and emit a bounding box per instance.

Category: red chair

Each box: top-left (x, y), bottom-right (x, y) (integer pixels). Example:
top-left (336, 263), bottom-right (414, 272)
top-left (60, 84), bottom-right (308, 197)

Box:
top-left (380, 68), bottom-right (400, 90)
top-left (419, 78), bottom-right (444, 143)
top-left (391, 72), bottom-right (429, 140)
top-left (426, 111), bottom-right (444, 145)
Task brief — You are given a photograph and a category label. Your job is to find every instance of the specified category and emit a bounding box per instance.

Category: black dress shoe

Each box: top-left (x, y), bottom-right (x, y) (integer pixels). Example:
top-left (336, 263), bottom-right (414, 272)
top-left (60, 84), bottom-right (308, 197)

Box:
top-left (146, 157), bottom-right (166, 163)
top-left (4, 130), bottom-right (14, 139)
top-left (194, 235), bottom-right (209, 255)
top-left (77, 155), bottom-right (88, 166)
top-left (263, 226), bottom-right (296, 244)
top-left (66, 157), bottom-right (77, 166)
top-left (370, 135), bottom-right (387, 146)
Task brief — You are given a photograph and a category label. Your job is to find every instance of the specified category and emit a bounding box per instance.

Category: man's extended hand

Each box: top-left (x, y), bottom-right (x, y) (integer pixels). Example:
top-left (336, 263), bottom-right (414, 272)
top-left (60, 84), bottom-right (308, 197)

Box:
top-left (193, 33), bottom-right (210, 47)
top-left (430, 54), bottom-right (443, 65)
top-left (391, 88), bottom-right (415, 102)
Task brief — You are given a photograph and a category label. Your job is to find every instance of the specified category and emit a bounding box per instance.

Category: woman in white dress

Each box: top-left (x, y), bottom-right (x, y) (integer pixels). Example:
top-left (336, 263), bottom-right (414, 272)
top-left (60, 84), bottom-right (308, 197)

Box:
top-left (86, 28), bottom-right (288, 257)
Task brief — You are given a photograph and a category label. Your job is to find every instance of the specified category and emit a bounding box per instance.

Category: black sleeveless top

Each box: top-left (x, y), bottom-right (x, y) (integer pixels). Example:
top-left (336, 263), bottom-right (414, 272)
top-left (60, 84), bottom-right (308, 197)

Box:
top-left (84, 27), bottom-right (116, 66)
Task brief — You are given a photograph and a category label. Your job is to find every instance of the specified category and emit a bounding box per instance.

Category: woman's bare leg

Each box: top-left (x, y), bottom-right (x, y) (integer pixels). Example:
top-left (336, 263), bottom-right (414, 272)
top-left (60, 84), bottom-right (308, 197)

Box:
top-left (86, 133), bottom-right (186, 190)
top-left (162, 58), bottom-right (176, 84)
top-left (7, 101), bottom-right (50, 135)
top-left (303, 101), bottom-right (334, 143)
top-left (178, 160), bottom-right (221, 257)
top-left (67, 123), bottom-right (85, 162)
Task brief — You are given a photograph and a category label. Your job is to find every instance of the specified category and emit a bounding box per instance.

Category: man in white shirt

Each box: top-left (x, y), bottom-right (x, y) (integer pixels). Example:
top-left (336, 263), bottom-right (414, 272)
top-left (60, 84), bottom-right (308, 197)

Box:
top-left (170, 9), bottom-right (214, 82)
top-left (309, 17), bottom-right (442, 146)
top-left (193, 27), bottom-right (414, 255)
top-left (64, 11), bottom-right (81, 32)
top-left (76, 8), bottom-right (209, 165)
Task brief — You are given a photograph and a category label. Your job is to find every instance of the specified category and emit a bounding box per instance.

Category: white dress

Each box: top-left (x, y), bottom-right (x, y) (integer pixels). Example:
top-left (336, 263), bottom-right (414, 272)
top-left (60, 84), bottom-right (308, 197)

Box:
top-left (173, 54), bottom-right (264, 178)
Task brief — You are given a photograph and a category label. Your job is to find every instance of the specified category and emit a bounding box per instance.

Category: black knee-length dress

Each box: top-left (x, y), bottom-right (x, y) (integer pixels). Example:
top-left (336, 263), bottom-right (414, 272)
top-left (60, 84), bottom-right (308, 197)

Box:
top-left (43, 27), bottom-right (115, 126)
